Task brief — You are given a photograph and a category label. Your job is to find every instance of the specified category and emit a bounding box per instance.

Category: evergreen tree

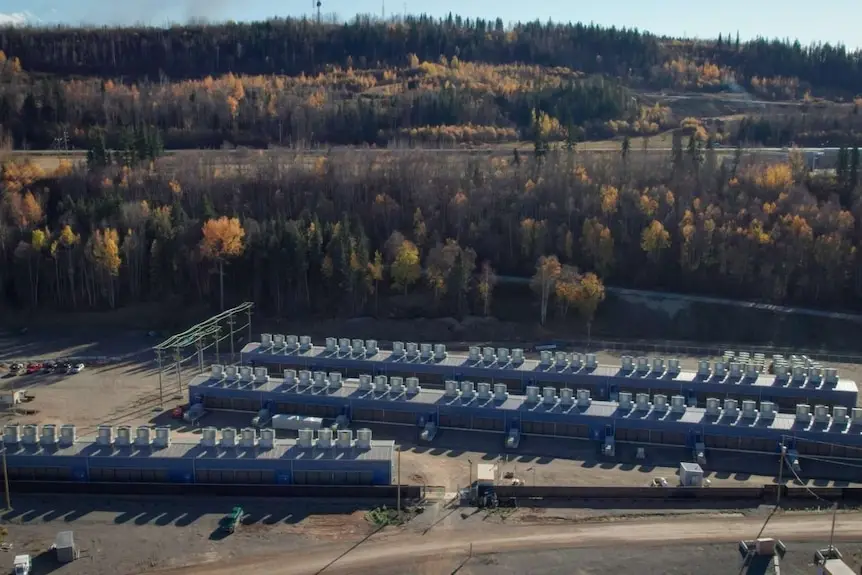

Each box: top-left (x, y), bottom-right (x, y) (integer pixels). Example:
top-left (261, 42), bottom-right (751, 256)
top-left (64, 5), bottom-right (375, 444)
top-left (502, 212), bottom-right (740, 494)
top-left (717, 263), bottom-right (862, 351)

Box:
top-left (85, 128), bottom-right (110, 170)
top-left (851, 146), bottom-right (860, 190)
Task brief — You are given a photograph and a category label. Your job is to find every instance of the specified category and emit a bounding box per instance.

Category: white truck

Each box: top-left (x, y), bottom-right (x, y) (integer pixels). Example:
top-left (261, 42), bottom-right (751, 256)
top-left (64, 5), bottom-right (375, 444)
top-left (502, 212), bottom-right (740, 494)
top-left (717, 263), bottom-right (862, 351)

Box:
top-left (12, 555), bottom-right (31, 575)
top-left (271, 414), bottom-right (323, 431)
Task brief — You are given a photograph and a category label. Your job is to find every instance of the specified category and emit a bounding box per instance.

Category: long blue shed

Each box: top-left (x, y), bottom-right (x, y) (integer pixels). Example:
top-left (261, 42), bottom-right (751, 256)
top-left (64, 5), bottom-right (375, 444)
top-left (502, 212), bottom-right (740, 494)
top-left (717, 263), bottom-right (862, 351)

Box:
top-left (240, 338), bottom-right (858, 410)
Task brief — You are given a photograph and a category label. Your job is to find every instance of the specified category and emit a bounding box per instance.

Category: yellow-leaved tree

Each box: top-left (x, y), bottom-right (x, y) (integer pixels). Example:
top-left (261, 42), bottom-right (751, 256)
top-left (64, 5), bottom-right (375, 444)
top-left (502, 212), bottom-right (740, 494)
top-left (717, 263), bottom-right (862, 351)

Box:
top-left (531, 255), bottom-right (562, 325)
top-left (572, 272), bottom-right (606, 346)
top-left (89, 228), bottom-right (122, 308)
top-left (200, 216), bottom-right (246, 310)
top-left (390, 239), bottom-right (421, 295)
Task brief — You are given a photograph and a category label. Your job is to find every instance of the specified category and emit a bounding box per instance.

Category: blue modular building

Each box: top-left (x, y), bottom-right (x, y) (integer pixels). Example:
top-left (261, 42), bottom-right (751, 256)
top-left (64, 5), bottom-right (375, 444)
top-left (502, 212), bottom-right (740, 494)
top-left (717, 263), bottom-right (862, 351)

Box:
top-left (188, 367), bottom-right (862, 460)
top-left (240, 336), bottom-right (859, 410)
top-left (2, 423), bottom-right (394, 486)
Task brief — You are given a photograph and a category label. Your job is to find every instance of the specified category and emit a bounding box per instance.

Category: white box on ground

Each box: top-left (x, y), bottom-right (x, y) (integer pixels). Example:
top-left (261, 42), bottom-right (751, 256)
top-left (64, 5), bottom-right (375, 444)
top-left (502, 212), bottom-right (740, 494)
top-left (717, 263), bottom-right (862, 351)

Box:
top-left (679, 462), bottom-right (704, 487)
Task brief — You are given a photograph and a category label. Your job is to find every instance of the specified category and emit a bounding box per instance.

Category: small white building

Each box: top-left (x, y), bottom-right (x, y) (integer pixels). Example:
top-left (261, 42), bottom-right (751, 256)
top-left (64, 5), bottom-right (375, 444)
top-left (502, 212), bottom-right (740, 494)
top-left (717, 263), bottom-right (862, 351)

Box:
top-left (679, 462), bottom-right (704, 487)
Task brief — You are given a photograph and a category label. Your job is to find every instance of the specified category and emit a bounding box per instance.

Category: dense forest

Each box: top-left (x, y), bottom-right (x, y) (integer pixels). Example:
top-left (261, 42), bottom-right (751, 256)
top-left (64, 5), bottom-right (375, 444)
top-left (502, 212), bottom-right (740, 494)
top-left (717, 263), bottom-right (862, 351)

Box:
top-left (1, 142), bottom-right (862, 319)
top-left (0, 18), bottom-right (860, 150)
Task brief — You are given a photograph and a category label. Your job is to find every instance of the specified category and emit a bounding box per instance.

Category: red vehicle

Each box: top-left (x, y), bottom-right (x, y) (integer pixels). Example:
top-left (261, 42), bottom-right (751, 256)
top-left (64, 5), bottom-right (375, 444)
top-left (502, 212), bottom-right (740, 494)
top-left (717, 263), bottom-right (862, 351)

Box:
top-left (171, 406), bottom-right (185, 419)
top-left (26, 362), bottom-right (42, 374)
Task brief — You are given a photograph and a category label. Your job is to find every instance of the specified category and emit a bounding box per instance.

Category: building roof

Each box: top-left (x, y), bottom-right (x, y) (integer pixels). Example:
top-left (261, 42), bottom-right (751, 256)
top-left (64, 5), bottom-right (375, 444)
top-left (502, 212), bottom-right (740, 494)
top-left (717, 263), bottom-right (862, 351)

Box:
top-left (239, 342), bottom-right (858, 394)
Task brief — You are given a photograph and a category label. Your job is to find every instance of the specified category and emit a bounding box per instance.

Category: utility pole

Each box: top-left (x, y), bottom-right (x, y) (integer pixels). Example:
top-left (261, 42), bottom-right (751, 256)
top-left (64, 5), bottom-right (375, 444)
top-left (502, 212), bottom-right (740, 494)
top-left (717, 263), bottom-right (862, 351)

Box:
top-left (396, 446), bottom-right (401, 516)
top-left (2, 444), bottom-right (10, 511)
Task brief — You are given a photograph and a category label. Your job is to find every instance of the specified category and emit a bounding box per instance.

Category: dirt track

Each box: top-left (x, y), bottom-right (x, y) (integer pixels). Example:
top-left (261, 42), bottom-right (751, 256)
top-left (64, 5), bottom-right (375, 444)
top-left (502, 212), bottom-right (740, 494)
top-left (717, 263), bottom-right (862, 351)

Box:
top-left (148, 513), bottom-right (862, 575)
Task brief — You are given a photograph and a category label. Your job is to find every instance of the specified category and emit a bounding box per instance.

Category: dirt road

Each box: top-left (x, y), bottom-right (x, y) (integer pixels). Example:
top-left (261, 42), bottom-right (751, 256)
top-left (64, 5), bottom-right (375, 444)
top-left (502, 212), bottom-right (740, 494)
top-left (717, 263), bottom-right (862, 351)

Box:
top-left (148, 513), bottom-right (862, 575)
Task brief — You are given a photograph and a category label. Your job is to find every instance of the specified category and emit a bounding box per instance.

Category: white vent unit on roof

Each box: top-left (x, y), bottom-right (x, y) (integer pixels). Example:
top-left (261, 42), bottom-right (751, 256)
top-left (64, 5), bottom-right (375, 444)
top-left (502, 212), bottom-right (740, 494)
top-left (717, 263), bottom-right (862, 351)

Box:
top-left (744, 363), bottom-right (758, 378)
top-left (636, 357), bottom-right (649, 374)
top-left (542, 386), bottom-right (557, 405)
top-left (791, 365), bottom-right (805, 382)
top-left (283, 369), bottom-right (296, 385)
top-left (585, 353), bottom-right (597, 368)
top-left (723, 399), bottom-right (738, 418)
top-left (317, 428), bottom-right (333, 449)
top-left (833, 406), bottom-right (848, 424)
top-left (697, 360), bottom-right (711, 377)
top-left (497, 348), bottom-right (509, 363)
top-left (3, 425), bottom-right (19, 445)
top-left (225, 365), bottom-right (238, 379)
top-left (374, 375), bottom-right (390, 393)
top-left (358, 374), bottom-right (372, 391)
top-left (405, 342), bottom-right (419, 358)
top-left (670, 395), bottom-right (686, 413)
top-left (571, 353), bottom-right (584, 369)
top-left (239, 428), bottom-right (256, 448)
top-left (153, 427), bottom-right (171, 448)
top-left (254, 367), bottom-right (269, 383)
top-left (512, 348), bottom-right (525, 364)
top-left (852, 408), bottom-right (862, 425)
top-left (824, 368), bottom-right (839, 384)
top-left (274, 334), bottom-right (286, 349)
top-left (795, 404), bottom-right (811, 423)
top-left (738, 352), bottom-right (750, 363)
top-left (653, 395), bottom-right (668, 412)
top-left (759, 401), bottom-right (775, 419)
top-left (299, 335), bottom-right (312, 351)
top-left (714, 362), bottom-right (727, 377)
top-left (297, 429), bottom-right (314, 448)
top-left (652, 358), bottom-right (665, 374)
top-left (298, 370), bottom-right (311, 386)
top-left (525, 386), bottom-right (540, 403)
top-left (40, 424), bottom-right (57, 447)
top-left (576, 389), bottom-right (591, 407)
top-left (667, 358), bottom-right (680, 375)
top-left (419, 343), bottom-right (432, 360)
top-left (356, 428), bottom-right (373, 449)
top-left (741, 400), bottom-right (756, 418)
top-left (220, 428), bottom-right (237, 448)
top-left (211, 364), bottom-right (225, 379)
top-left (705, 397), bottom-right (720, 416)
top-left (616, 392), bottom-right (632, 410)
top-left (554, 351), bottom-right (568, 367)
top-left (434, 344), bottom-right (447, 360)
top-left (808, 366), bottom-right (822, 383)
top-left (96, 425), bottom-right (113, 446)
top-left (390, 376), bottom-right (404, 394)
top-left (336, 429), bottom-right (353, 449)
top-left (338, 338), bottom-right (350, 354)
top-left (366, 340), bottom-right (378, 355)
top-left (325, 337), bottom-right (337, 352)
top-left (621, 355), bottom-right (634, 371)
top-left (259, 429), bottom-right (275, 449)
top-left (468, 346), bottom-right (481, 362)
top-left (444, 380), bottom-right (460, 398)
top-left (477, 382), bottom-right (492, 400)
top-left (21, 424), bottom-right (37, 445)
top-left (635, 393), bottom-right (650, 411)
top-left (483, 347), bottom-right (496, 362)
top-left (814, 405), bottom-right (829, 423)
top-left (239, 365), bottom-right (253, 381)
top-left (406, 377), bottom-right (420, 394)
top-left (313, 371), bottom-right (327, 387)
top-left (261, 333), bottom-right (273, 347)
top-left (493, 383), bottom-right (508, 401)
top-left (329, 372), bottom-right (342, 389)
top-left (539, 350), bottom-right (552, 366)
top-left (200, 427), bottom-right (217, 448)
top-left (729, 362), bottom-right (742, 378)
top-left (461, 381), bottom-right (475, 400)
top-left (58, 424), bottom-right (76, 447)
top-left (352, 339), bottom-right (366, 355)
top-left (284, 334), bottom-right (297, 350)
top-left (392, 341), bottom-right (405, 357)
top-left (135, 426), bottom-right (152, 447)
top-left (774, 364), bottom-right (789, 379)
top-left (723, 350), bottom-right (734, 361)
top-left (560, 388), bottom-right (574, 406)
top-left (115, 426), bottom-right (132, 447)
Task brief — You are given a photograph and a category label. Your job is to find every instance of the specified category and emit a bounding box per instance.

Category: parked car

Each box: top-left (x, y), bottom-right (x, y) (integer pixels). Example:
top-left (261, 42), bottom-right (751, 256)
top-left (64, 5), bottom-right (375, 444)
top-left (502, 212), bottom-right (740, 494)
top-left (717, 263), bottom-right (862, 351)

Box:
top-left (26, 363), bottom-right (42, 374)
top-left (70, 363), bottom-right (85, 374)
top-left (43, 361), bottom-right (57, 373)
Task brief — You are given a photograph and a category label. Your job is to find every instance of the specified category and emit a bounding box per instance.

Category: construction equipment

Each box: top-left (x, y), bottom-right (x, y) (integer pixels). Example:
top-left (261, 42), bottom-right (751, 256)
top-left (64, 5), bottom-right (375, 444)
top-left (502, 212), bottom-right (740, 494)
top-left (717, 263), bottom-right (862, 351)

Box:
top-left (218, 506), bottom-right (244, 534)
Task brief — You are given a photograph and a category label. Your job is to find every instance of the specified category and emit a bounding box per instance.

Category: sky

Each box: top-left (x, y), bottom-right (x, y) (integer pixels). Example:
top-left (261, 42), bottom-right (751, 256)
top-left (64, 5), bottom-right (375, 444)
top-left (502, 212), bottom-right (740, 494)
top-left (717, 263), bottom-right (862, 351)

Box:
top-left (1, 0), bottom-right (860, 49)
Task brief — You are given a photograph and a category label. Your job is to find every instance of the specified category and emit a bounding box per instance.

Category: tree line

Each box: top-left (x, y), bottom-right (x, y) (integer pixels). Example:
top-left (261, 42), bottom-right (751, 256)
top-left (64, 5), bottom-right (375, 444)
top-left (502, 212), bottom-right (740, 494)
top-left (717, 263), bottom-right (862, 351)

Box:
top-left (2, 142), bottom-right (862, 321)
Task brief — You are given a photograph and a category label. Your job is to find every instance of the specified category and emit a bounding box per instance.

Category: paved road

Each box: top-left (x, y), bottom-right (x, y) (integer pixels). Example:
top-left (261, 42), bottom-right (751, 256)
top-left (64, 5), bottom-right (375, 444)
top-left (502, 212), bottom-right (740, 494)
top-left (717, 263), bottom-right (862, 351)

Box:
top-left (148, 513), bottom-right (862, 575)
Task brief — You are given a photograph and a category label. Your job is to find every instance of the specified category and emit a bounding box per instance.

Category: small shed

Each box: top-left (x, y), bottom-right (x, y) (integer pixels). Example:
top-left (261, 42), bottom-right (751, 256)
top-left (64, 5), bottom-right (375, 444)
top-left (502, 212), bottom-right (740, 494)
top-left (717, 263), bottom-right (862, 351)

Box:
top-left (679, 462), bottom-right (704, 487)
top-left (476, 463), bottom-right (497, 485)
top-left (54, 530), bottom-right (79, 563)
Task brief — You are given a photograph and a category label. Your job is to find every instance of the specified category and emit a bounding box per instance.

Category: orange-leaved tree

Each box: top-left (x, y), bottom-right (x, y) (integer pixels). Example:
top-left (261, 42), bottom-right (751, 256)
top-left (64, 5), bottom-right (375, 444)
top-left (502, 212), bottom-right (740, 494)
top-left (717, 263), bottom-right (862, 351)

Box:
top-left (200, 216), bottom-right (246, 310)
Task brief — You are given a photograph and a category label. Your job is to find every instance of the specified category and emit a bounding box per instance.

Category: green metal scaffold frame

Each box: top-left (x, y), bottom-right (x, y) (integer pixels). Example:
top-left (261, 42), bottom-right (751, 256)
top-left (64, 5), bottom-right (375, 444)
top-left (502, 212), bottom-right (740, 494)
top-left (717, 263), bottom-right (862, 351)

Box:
top-left (152, 302), bottom-right (254, 407)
